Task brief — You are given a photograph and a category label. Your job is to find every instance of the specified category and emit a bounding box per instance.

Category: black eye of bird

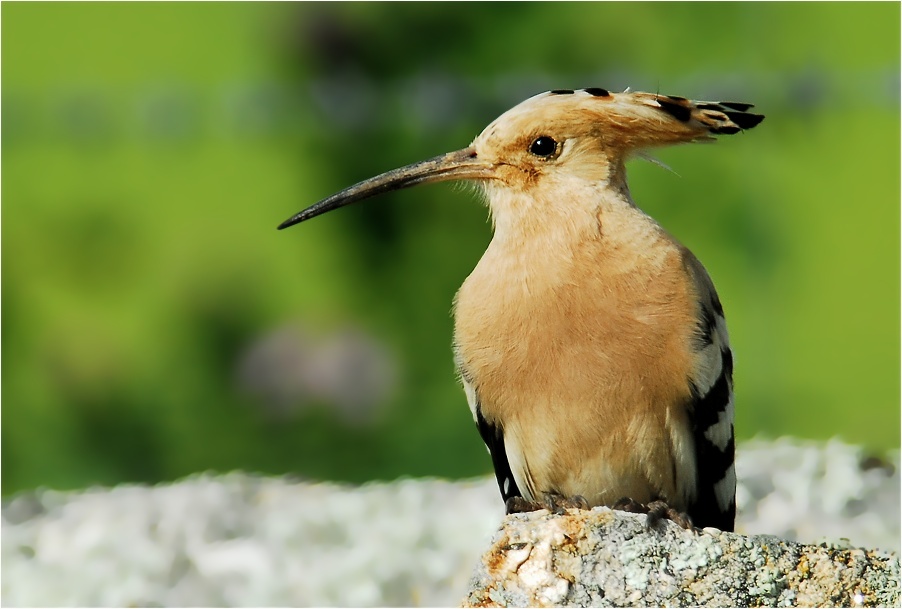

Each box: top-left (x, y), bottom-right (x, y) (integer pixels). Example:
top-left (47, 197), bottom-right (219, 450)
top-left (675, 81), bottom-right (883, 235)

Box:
top-left (529, 136), bottom-right (557, 157)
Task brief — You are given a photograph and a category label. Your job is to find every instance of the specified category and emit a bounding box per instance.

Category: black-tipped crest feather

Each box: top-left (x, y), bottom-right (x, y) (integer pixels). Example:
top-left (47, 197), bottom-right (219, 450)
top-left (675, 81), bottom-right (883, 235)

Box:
top-left (653, 95), bottom-right (764, 136)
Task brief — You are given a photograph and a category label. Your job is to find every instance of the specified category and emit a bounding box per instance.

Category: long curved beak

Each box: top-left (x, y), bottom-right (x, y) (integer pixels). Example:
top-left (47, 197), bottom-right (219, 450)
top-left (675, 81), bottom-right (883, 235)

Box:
top-left (278, 147), bottom-right (492, 230)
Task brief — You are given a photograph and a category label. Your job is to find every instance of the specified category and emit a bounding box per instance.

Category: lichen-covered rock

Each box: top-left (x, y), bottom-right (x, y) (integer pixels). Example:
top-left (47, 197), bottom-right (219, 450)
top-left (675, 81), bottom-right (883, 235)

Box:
top-left (463, 508), bottom-right (900, 608)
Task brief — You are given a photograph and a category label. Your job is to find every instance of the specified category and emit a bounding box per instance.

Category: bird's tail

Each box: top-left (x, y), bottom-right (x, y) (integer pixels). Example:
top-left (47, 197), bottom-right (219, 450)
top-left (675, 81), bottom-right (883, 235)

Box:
top-left (603, 91), bottom-right (765, 150)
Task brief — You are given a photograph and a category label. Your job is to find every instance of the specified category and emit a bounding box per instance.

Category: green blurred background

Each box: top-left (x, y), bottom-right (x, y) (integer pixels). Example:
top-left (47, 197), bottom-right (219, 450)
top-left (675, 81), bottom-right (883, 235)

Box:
top-left (3, 3), bottom-right (899, 496)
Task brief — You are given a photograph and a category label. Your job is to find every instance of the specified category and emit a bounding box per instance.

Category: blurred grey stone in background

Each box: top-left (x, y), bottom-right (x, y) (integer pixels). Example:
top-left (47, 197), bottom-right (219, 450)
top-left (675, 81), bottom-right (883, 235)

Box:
top-left (737, 437), bottom-right (899, 552)
top-left (236, 321), bottom-right (399, 426)
top-left (2, 438), bottom-right (898, 607)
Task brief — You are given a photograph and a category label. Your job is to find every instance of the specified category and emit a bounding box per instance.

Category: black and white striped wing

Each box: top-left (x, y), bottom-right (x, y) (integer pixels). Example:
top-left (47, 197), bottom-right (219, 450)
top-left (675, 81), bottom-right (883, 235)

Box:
top-left (457, 364), bottom-right (523, 504)
top-left (686, 288), bottom-right (736, 531)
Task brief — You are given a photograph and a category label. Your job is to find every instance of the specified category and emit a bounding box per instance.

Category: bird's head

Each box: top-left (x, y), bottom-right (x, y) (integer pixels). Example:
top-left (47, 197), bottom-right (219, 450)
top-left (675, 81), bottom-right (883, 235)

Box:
top-left (278, 88), bottom-right (762, 230)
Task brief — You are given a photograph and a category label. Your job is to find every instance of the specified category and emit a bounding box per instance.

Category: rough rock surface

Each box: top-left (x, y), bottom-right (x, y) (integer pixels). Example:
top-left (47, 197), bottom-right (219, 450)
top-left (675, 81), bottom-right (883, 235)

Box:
top-left (463, 508), bottom-right (900, 608)
top-left (2, 438), bottom-right (899, 607)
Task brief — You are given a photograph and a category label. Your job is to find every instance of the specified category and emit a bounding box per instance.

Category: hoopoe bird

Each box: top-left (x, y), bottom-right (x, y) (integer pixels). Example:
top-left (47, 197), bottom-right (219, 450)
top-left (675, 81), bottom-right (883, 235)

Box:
top-left (279, 88), bottom-right (764, 531)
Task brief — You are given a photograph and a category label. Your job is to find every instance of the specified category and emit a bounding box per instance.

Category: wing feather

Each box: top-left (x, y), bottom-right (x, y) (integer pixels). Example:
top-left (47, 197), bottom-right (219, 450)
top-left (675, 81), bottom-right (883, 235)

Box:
top-left (457, 363), bottom-right (524, 503)
top-left (683, 253), bottom-right (737, 531)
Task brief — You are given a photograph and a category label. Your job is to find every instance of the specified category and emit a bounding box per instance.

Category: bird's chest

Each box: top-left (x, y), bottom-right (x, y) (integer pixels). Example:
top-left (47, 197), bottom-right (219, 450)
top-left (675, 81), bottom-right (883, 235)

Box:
top-left (453, 236), bottom-right (696, 415)
top-left (454, 268), bottom-right (592, 382)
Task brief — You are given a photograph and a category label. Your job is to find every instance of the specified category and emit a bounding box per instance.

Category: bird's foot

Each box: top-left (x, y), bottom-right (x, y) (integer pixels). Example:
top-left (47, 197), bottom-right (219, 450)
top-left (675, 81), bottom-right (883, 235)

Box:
top-left (612, 497), bottom-right (695, 532)
top-left (506, 492), bottom-right (589, 515)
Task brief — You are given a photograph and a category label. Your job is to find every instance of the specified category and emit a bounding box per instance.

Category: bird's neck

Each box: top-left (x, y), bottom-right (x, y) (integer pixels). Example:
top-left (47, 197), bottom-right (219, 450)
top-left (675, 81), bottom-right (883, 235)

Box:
top-left (483, 183), bottom-right (662, 279)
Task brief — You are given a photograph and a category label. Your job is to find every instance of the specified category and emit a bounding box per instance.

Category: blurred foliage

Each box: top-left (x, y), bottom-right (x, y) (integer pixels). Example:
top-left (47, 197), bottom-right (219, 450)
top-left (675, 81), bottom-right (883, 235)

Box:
top-left (3, 3), bottom-right (899, 496)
